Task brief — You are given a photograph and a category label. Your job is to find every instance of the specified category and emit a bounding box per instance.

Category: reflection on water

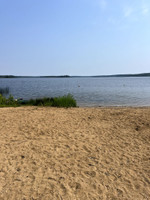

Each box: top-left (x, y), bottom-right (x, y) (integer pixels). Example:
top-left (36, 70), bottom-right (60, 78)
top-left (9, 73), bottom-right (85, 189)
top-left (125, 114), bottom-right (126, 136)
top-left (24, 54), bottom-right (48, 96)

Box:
top-left (0, 77), bottom-right (150, 106)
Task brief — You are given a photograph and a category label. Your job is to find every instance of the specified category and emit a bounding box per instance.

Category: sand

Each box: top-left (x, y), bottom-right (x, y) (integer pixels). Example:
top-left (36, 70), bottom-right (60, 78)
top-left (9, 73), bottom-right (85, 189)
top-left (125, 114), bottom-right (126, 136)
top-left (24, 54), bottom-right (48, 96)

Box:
top-left (0, 107), bottom-right (150, 200)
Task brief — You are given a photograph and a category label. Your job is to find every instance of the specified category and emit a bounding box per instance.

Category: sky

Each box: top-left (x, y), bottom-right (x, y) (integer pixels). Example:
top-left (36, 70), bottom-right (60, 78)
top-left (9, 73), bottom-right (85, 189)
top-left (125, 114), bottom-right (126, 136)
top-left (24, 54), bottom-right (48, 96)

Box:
top-left (0, 0), bottom-right (150, 76)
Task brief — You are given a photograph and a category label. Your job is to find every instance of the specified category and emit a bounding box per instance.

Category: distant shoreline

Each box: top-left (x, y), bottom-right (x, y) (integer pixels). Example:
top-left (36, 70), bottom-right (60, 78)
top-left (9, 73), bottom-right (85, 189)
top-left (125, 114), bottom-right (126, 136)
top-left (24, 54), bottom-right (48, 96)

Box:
top-left (0, 73), bottom-right (150, 78)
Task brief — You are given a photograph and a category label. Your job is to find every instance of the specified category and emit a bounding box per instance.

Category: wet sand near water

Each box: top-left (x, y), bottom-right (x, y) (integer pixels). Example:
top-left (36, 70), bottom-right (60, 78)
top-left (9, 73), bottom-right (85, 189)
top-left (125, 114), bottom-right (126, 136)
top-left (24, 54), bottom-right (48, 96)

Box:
top-left (0, 107), bottom-right (150, 199)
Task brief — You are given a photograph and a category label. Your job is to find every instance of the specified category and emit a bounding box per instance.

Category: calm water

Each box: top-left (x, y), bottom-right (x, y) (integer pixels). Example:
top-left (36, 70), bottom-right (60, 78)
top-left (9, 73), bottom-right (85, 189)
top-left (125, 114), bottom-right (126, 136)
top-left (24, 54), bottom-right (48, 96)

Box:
top-left (0, 77), bottom-right (150, 106)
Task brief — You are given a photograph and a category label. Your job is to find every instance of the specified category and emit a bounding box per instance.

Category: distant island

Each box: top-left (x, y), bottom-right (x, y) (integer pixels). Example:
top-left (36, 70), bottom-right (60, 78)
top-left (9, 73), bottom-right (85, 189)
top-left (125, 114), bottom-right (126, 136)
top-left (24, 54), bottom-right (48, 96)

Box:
top-left (0, 73), bottom-right (150, 78)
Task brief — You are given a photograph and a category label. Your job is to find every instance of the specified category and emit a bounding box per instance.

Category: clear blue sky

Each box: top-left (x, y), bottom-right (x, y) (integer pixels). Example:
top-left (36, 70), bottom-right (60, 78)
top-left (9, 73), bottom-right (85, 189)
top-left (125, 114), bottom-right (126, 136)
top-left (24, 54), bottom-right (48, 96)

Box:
top-left (0, 0), bottom-right (150, 76)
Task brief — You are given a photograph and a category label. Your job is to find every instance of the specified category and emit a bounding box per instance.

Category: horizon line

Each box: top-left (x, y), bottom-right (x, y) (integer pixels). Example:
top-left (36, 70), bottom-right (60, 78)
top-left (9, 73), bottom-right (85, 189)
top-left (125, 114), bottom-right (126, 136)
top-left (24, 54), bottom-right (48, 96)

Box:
top-left (0, 72), bottom-right (150, 78)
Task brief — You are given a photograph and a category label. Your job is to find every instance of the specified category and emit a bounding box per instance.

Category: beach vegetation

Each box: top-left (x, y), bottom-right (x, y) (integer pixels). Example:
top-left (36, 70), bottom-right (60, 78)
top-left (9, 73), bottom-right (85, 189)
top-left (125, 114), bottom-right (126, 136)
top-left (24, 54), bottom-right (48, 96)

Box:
top-left (0, 94), bottom-right (77, 108)
top-left (52, 94), bottom-right (77, 107)
top-left (0, 94), bottom-right (18, 107)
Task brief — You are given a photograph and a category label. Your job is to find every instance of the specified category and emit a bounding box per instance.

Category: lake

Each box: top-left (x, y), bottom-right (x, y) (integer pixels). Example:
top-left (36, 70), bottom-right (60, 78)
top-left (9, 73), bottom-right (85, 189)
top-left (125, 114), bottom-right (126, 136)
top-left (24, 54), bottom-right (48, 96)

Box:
top-left (0, 77), bottom-right (150, 106)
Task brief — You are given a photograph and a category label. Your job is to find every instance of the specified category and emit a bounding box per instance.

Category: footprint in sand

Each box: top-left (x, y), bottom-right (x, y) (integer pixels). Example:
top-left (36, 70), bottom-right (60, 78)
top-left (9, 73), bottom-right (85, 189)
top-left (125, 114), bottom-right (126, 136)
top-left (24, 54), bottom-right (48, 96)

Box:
top-left (84, 171), bottom-right (96, 177)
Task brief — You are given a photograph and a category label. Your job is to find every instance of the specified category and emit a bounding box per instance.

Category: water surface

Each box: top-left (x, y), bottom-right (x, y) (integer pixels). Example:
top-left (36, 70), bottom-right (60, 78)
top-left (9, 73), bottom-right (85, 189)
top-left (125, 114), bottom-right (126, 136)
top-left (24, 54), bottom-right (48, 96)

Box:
top-left (0, 77), bottom-right (150, 106)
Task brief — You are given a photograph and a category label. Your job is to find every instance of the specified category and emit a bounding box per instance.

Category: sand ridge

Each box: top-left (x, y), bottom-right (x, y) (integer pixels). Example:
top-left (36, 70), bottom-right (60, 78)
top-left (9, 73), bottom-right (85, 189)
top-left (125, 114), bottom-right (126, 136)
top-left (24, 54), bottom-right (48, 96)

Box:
top-left (0, 107), bottom-right (150, 199)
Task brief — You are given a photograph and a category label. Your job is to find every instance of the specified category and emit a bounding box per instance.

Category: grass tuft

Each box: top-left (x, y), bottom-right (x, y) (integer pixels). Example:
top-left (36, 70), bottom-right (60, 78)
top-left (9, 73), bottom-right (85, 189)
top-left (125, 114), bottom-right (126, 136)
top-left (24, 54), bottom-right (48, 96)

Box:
top-left (52, 94), bottom-right (76, 107)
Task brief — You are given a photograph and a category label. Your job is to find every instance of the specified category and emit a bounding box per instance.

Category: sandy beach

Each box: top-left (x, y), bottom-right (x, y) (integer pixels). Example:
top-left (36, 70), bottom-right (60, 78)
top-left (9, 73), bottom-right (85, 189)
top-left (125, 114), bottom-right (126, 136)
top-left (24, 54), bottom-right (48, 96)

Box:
top-left (0, 106), bottom-right (150, 200)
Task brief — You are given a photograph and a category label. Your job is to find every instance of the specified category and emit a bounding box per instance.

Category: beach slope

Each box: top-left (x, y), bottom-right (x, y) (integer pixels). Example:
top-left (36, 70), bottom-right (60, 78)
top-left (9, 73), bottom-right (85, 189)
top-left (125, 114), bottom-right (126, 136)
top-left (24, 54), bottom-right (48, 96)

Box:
top-left (0, 107), bottom-right (150, 199)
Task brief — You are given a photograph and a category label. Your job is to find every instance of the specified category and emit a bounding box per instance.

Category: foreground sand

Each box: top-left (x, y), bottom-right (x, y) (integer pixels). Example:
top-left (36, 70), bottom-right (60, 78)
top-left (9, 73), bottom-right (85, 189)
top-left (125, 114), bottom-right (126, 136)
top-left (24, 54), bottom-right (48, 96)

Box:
top-left (0, 107), bottom-right (150, 200)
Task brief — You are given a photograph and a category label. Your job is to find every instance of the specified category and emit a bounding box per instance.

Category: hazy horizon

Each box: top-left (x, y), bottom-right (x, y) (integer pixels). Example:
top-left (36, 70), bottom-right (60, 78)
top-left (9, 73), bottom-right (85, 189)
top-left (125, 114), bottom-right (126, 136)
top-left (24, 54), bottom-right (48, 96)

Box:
top-left (1, 72), bottom-right (150, 77)
top-left (0, 0), bottom-right (150, 76)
